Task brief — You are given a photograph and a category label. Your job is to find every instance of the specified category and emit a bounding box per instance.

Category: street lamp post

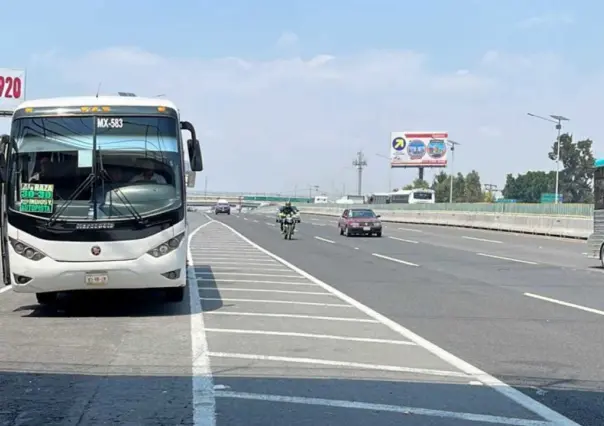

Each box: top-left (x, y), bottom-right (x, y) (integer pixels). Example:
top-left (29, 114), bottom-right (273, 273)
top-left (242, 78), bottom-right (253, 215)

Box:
top-left (447, 140), bottom-right (461, 203)
top-left (527, 112), bottom-right (570, 204)
top-left (375, 153), bottom-right (392, 191)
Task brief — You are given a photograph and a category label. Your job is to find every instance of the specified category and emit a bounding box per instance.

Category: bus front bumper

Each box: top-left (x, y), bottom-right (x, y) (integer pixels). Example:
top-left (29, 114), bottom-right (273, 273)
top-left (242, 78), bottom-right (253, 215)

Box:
top-left (10, 248), bottom-right (187, 294)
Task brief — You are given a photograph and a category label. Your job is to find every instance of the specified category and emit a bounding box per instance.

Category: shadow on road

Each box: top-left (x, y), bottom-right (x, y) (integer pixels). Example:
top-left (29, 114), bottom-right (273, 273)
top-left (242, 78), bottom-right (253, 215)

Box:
top-left (0, 369), bottom-right (602, 425)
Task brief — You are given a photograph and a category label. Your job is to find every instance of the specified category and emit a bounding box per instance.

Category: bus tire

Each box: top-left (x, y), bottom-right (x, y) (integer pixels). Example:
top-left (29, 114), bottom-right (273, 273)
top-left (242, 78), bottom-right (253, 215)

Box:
top-left (600, 244), bottom-right (604, 268)
top-left (36, 292), bottom-right (58, 305)
top-left (165, 286), bottom-right (185, 303)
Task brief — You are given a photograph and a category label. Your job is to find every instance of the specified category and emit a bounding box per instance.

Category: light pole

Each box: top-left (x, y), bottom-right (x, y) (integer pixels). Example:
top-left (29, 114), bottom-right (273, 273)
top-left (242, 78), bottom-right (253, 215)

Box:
top-left (527, 112), bottom-right (570, 204)
top-left (447, 140), bottom-right (461, 203)
top-left (375, 153), bottom-right (392, 191)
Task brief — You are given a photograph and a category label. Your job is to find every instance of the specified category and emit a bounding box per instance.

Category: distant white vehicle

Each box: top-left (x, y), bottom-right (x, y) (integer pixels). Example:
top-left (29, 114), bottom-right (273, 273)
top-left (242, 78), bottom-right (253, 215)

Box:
top-left (314, 195), bottom-right (329, 203)
top-left (389, 189), bottom-right (435, 204)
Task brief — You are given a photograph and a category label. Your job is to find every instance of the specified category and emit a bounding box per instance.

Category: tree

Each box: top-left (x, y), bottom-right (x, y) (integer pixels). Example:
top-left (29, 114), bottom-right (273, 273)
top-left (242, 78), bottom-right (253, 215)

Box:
top-left (403, 178), bottom-right (430, 190)
top-left (463, 170), bottom-right (483, 202)
top-left (548, 133), bottom-right (594, 203)
top-left (502, 171), bottom-right (556, 202)
top-left (431, 170), bottom-right (483, 202)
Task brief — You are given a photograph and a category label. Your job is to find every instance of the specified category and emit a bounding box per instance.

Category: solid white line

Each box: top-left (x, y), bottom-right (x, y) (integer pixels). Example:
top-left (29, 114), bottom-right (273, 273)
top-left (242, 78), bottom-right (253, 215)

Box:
top-left (193, 257), bottom-right (274, 262)
top-left (214, 391), bottom-right (550, 426)
top-left (209, 352), bottom-right (468, 378)
top-left (372, 253), bottom-right (419, 267)
top-left (202, 266), bottom-right (290, 272)
top-left (398, 227), bottom-right (423, 233)
top-left (524, 292), bottom-right (604, 316)
top-left (187, 222), bottom-right (216, 426)
top-left (197, 272), bottom-right (302, 278)
top-left (204, 328), bottom-right (416, 345)
top-left (462, 236), bottom-right (503, 244)
top-left (191, 249), bottom-right (260, 253)
top-left (204, 311), bottom-right (379, 323)
top-left (0, 285), bottom-right (12, 294)
top-left (199, 297), bottom-right (352, 308)
top-left (196, 278), bottom-right (317, 286)
top-left (193, 261), bottom-right (278, 265)
top-left (476, 253), bottom-right (538, 265)
top-left (314, 236), bottom-right (335, 244)
top-left (388, 236), bottom-right (418, 244)
top-left (198, 287), bottom-right (331, 296)
top-left (216, 220), bottom-right (580, 425)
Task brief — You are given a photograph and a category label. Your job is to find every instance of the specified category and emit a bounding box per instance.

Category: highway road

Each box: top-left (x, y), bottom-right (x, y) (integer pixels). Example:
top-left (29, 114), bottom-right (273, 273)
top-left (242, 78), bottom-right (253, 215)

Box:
top-left (0, 209), bottom-right (601, 425)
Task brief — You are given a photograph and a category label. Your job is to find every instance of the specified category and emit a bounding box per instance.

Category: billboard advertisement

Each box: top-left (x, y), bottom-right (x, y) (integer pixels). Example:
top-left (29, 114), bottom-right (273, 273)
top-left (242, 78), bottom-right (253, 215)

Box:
top-left (0, 68), bottom-right (26, 113)
top-left (390, 131), bottom-right (448, 168)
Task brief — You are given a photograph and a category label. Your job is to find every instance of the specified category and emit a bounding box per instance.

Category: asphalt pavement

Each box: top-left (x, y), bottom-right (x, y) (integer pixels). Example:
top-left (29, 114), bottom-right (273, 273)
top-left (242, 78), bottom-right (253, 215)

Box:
top-left (209, 209), bottom-right (604, 426)
top-left (1, 208), bottom-right (601, 425)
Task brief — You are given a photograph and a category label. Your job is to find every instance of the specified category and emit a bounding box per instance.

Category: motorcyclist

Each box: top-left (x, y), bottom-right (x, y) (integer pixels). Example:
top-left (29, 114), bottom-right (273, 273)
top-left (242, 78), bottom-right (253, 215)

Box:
top-left (278, 201), bottom-right (296, 232)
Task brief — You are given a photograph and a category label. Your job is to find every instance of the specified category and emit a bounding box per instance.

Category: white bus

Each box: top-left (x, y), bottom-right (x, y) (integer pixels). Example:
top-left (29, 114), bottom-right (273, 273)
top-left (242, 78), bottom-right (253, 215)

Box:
top-left (389, 189), bottom-right (435, 204)
top-left (0, 95), bottom-right (203, 304)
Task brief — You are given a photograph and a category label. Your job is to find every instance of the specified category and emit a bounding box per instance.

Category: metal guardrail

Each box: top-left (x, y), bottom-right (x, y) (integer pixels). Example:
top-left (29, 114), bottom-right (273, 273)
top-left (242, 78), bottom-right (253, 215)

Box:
top-left (287, 202), bottom-right (593, 217)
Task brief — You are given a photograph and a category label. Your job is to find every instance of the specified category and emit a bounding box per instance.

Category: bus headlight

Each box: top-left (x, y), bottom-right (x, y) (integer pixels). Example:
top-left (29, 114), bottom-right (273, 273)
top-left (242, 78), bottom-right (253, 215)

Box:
top-left (9, 237), bottom-right (46, 261)
top-left (147, 232), bottom-right (185, 258)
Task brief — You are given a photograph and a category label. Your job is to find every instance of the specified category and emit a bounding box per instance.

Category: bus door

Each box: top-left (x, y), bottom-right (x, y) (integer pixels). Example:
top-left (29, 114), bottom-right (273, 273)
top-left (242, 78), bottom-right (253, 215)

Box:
top-left (0, 135), bottom-right (15, 285)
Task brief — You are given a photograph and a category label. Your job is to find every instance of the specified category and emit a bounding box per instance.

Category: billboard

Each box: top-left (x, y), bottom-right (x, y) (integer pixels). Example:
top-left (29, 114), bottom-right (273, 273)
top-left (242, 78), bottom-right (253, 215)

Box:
top-left (0, 68), bottom-right (26, 114)
top-left (390, 131), bottom-right (448, 168)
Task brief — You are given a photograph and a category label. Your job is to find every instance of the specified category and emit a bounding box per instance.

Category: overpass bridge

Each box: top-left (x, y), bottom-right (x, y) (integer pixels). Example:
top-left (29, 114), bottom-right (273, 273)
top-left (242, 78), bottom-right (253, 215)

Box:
top-left (185, 193), bottom-right (313, 208)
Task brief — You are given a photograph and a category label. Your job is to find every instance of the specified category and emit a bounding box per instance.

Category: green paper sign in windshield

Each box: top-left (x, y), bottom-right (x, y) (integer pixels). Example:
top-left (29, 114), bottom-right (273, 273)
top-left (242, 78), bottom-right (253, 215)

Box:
top-left (19, 183), bottom-right (54, 213)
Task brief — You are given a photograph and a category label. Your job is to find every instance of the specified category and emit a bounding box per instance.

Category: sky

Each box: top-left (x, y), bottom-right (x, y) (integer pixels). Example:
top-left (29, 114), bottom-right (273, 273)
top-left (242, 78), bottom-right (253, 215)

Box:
top-left (0, 0), bottom-right (602, 196)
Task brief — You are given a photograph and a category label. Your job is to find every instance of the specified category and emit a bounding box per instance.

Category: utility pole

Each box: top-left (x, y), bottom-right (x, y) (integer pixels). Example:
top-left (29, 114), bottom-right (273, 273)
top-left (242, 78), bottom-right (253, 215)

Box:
top-left (352, 151), bottom-right (367, 196)
top-left (527, 112), bottom-right (570, 204)
top-left (483, 183), bottom-right (498, 201)
top-left (447, 140), bottom-right (461, 203)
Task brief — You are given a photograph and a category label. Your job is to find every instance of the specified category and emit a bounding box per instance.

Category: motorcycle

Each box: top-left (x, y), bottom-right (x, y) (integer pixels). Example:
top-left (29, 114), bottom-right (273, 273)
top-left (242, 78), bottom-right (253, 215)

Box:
top-left (281, 215), bottom-right (295, 240)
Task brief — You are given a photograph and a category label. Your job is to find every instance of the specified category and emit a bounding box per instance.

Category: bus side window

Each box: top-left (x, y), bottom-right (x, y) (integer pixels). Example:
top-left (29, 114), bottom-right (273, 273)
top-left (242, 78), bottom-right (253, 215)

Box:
top-left (595, 169), bottom-right (604, 209)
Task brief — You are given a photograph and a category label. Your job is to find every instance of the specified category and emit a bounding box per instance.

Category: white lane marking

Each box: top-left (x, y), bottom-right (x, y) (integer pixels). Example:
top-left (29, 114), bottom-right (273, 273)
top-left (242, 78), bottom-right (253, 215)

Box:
top-left (388, 236), bottom-right (419, 244)
top-left (191, 249), bottom-right (260, 253)
top-left (354, 247), bottom-right (359, 250)
top-left (372, 253), bottom-right (419, 267)
top-left (204, 311), bottom-right (379, 323)
top-left (252, 219), bottom-right (259, 223)
top-left (476, 253), bottom-right (538, 265)
top-left (197, 278), bottom-right (317, 286)
top-left (462, 236), bottom-right (503, 244)
top-left (209, 352), bottom-right (468, 378)
top-left (197, 272), bottom-right (302, 278)
top-left (524, 292), bottom-right (604, 316)
top-left (187, 222), bottom-right (216, 426)
top-left (398, 227), bottom-right (423, 233)
top-left (198, 287), bottom-right (331, 296)
top-left (215, 391), bottom-right (550, 426)
top-left (200, 297), bottom-right (352, 308)
top-left (194, 261), bottom-right (278, 266)
top-left (203, 266), bottom-right (291, 272)
top-left (0, 285), bottom-right (12, 294)
top-left (205, 328), bottom-right (416, 345)
top-left (243, 218), bottom-right (248, 221)
top-left (217, 221), bottom-right (579, 426)
top-left (195, 257), bottom-right (274, 262)
top-left (314, 236), bottom-right (335, 244)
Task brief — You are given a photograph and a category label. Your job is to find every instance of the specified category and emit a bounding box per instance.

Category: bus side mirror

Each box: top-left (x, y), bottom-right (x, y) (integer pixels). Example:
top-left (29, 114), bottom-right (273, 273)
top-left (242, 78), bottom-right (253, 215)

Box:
top-left (187, 139), bottom-right (203, 171)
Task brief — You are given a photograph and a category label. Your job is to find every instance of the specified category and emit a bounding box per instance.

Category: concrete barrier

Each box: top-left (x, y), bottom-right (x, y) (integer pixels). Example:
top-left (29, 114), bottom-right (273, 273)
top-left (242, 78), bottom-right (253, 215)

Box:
top-left (293, 206), bottom-right (593, 239)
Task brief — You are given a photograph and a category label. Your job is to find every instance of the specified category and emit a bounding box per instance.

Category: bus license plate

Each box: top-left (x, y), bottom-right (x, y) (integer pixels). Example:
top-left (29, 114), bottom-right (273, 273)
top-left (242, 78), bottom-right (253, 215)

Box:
top-left (363, 226), bottom-right (371, 231)
top-left (85, 273), bottom-right (108, 286)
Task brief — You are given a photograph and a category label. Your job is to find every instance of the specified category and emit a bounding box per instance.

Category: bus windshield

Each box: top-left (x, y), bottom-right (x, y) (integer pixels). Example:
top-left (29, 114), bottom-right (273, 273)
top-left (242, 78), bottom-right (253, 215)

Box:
top-left (413, 191), bottom-right (433, 200)
top-left (9, 115), bottom-right (183, 221)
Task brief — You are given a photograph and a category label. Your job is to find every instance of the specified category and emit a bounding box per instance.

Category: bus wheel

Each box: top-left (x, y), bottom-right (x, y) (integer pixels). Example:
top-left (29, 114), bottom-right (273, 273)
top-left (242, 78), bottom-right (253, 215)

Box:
top-left (36, 292), bottom-right (58, 305)
top-left (600, 245), bottom-right (604, 268)
top-left (165, 287), bottom-right (185, 303)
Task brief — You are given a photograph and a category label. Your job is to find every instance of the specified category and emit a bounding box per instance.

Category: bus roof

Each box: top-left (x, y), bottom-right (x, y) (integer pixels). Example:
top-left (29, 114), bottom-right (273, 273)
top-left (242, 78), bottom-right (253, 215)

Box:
top-left (595, 158), bottom-right (604, 167)
top-left (15, 96), bottom-right (179, 111)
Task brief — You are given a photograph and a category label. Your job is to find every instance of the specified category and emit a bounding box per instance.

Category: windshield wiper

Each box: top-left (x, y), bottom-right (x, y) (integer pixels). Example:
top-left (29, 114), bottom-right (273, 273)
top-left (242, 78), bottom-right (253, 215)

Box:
top-left (47, 172), bottom-right (97, 227)
top-left (97, 150), bottom-right (145, 224)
